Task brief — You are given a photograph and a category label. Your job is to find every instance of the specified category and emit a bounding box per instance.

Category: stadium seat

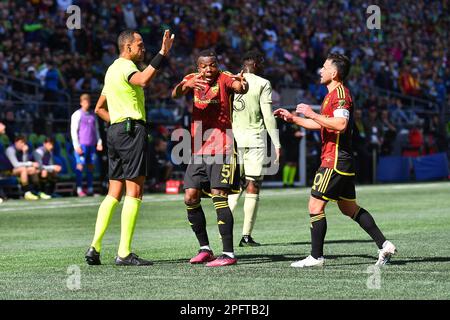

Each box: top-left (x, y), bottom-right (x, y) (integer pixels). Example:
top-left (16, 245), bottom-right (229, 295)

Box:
top-left (28, 133), bottom-right (39, 149)
top-left (55, 133), bottom-right (75, 179)
top-left (0, 134), bottom-right (10, 146)
top-left (37, 134), bottom-right (46, 145)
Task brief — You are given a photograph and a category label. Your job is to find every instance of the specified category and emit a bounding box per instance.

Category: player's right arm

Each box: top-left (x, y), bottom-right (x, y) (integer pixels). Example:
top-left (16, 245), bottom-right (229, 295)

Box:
top-left (94, 94), bottom-right (109, 123)
top-left (171, 72), bottom-right (207, 99)
top-left (70, 110), bottom-right (83, 154)
top-left (6, 146), bottom-right (32, 168)
top-left (274, 108), bottom-right (321, 130)
top-left (129, 30), bottom-right (174, 87)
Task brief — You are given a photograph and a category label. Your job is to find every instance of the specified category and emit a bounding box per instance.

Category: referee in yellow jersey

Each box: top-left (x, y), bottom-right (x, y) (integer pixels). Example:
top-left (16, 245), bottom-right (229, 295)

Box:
top-left (84, 29), bottom-right (174, 266)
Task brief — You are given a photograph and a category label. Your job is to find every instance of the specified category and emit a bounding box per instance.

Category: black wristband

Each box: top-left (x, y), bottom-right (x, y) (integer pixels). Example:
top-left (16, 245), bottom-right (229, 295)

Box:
top-left (150, 53), bottom-right (165, 70)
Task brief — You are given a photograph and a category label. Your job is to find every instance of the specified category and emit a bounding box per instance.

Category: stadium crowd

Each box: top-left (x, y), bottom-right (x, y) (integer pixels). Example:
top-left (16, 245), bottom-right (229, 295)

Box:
top-left (0, 0), bottom-right (449, 199)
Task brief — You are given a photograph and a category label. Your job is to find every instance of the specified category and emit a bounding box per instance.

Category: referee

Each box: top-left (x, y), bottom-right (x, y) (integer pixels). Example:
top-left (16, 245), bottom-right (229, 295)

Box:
top-left (84, 29), bottom-right (174, 266)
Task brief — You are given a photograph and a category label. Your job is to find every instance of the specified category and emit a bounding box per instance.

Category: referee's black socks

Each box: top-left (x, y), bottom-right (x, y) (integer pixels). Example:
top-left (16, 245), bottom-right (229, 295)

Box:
top-left (310, 212), bottom-right (327, 259)
top-left (353, 207), bottom-right (386, 249)
top-left (212, 195), bottom-right (234, 253)
top-left (186, 202), bottom-right (209, 247)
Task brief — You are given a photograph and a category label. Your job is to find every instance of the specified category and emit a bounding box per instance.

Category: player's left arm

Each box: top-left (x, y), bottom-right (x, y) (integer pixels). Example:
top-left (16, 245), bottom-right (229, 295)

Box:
top-left (260, 81), bottom-right (281, 149)
top-left (296, 103), bottom-right (348, 133)
top-left (94, 94), bottom-right (110, 123)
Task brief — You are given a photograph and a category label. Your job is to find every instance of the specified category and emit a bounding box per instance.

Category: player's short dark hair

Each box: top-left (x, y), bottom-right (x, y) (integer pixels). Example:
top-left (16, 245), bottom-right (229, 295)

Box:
top-left (243, 50), bottom-right (264, 64)
top-left (197, 49), bottom-right (217, 61)
top-left (327, 53), bottom-right (351, 81)
top-left (44, 137), bottom-right (54, 144)
top-left (14, 135), bottom-right (26, 143)
top-left (117, 29), bottom-right (138, 53)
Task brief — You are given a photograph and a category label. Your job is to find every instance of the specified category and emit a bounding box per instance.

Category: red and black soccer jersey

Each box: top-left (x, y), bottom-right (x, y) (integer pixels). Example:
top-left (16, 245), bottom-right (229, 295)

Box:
top-left (179, 71), bottom-right (236, 155)
top-left (319, 84), bottom-right (354, 175)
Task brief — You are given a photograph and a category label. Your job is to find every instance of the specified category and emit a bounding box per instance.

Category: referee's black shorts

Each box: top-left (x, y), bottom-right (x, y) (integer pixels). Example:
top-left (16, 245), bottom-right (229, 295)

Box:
top-left (310, 167), bottom-right (356, 202)
top-left (107, 120), bottom-right (148, 180)
top-left (184, 154), bottom-right (240, 195)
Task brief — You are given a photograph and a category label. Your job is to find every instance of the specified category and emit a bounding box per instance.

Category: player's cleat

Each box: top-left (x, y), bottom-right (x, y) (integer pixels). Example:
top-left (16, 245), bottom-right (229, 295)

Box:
top-left (205, 254), bottom-right (237, 267)
top-left (77, 191), bottom-right (87, 197)
top-left (38, 192), bottom-right (52, 200)
top-left (115, 253), bottom-right (153, 266)
top-left (24, 191), bottom-right (39, 201)
top-left (85, 246), bottom-right (101, 265)
top-left (290, 255), bottom-right (325, 268)
top-left (375, 240), bottom-right (397, 266)
top-left (239, 235), bottom-right (261, 247)
top-left (189, 249), bottom-right (215, 264)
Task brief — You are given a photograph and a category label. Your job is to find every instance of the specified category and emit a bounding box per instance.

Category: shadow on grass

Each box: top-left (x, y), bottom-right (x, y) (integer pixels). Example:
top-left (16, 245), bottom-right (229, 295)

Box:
top-left (105, 255), bottom-right (450, 268)
top-left (154, 254), bottom-right (299, 265)
top-left (231, 253), bottom-right (379, 265)
top-left (259, 239), bottom-right (374, 247)
top-left (152, 240), bottom-right (377, 266)
top-left (388, 256), bottom-right (450, 265)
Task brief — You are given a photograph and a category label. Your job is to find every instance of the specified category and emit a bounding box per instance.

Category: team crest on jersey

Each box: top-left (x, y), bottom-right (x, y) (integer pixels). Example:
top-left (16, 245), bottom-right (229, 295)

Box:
top-left (211, 83), bottom-right (219, 94)
top-left (338, 99), bottom-right (346, 108)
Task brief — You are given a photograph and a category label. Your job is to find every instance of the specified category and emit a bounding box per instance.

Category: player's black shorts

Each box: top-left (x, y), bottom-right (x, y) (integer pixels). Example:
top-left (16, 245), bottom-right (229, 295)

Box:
top-left (311, 167), bottom-right (356, 202)
top-left (107, 120), bottom-right (148, 180)
top-left (184, 154), bottom-right (240, 194)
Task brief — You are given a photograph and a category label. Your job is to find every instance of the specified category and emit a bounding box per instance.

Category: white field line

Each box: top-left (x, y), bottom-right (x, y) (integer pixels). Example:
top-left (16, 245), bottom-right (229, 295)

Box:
top-left (0, 182), bottom-right (448, 213)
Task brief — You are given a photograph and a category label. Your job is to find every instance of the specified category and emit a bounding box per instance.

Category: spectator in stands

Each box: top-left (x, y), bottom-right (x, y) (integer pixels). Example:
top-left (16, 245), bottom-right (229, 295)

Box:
top-left (0, 121), bottom-right (5, 138)
top-left (389, 98), bottom-right (418, 129)
top-left (365, 106), bottom-right (384, 183)
top-left (403, 121), bottom-right (424, 157)
top-left (352, 109), bottom-right (371, 184)
top-left (280, 110), bottom-right (304, 187)
top-left (148, 137), bottom-right (173, 190)
top-left (102, 44), bottom-right (117, 70)
top-left (5, 136), bottom-right (50, 200)
top-left (366, 106), bottom-right (384, 148)
top-left (399, 66), bottom-right (421, 97)
top-left (71, 93), bottom-right (103, 197)
top-left (0, 121), bottom-right (7, 204)
top-left (75, 71), bottom-right (100, 92)
top-left (380, 109), bottom-right (397, 156)
top-left (44, 60), bottom-right (65, 102)
top-left (33, 137), bottom-right (62, 197)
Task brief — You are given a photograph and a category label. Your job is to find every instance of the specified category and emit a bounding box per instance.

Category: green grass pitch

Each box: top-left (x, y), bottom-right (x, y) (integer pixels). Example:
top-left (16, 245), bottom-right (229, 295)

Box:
top-left (0, 182), bottom-right (449, 300)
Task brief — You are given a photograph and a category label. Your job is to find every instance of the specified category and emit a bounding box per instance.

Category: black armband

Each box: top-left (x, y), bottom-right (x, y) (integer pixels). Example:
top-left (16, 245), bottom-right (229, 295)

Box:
top-left (150, 53), bottom-right (165, 70)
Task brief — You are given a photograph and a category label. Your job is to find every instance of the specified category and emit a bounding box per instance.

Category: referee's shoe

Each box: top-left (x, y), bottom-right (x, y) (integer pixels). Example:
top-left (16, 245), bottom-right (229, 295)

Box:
top-left (115, 253), bottom-right (153, 266)
top-left (85, 247), bottom-right (101, 265)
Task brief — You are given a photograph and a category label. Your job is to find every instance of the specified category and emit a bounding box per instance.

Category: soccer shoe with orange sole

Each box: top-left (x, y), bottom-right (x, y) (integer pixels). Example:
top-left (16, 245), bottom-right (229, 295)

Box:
top-left (190, 249), bottom-right (215, 264)
top-left (205, 254), bottom-right (237, 267)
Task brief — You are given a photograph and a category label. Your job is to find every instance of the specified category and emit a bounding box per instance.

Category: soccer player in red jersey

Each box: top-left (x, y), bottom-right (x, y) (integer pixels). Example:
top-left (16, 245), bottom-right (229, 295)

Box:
top-left (275, 53), bottom-right (396, 267)
top-left (172, 49), bottom-right (247, 267)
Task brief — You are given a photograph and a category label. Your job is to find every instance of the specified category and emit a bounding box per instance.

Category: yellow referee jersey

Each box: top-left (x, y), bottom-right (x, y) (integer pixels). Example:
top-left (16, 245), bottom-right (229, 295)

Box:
top-left (101, 57), bottom-right (145, 124)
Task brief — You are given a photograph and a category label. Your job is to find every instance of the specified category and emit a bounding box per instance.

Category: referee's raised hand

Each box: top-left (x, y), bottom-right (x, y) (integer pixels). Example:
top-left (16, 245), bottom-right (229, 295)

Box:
top-left (159, 30), bottom-right (175, 56)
